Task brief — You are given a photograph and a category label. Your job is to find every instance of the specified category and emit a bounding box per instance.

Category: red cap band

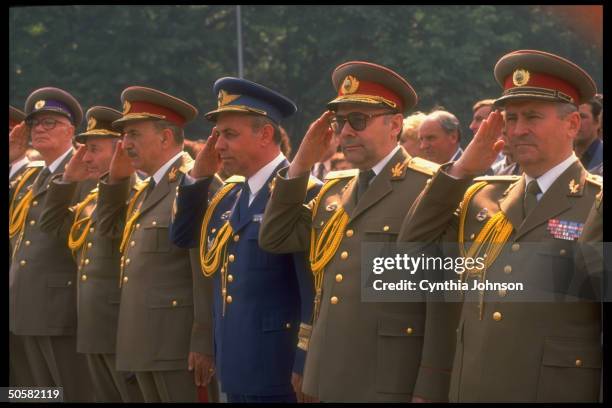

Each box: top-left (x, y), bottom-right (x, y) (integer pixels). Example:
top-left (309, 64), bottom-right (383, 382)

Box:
top-left (504, 72), bottom-right (580, 103)
top-left (339, 80), bottom-right (404, 112)
top-left (127, 101), bottom-right (186, 127)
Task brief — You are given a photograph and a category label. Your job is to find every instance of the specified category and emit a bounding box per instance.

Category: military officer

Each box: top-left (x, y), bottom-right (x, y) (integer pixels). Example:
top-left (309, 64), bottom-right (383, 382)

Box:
top-left (398, 50), bottom-right (602, 402)
top-left (169, 77), bottom-right (320, 403)
top-left (94, 87), bottom-right (214, 402)
top-left (9, 87), bottom-right (95, 401)
top-left (37, 106), bottom-right (143, 402)
top-left (259, 61), bottom-right (443, 402)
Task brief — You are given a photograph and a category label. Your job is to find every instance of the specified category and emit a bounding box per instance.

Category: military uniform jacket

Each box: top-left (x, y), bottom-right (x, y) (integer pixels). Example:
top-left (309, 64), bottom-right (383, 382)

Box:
top-left (38, 175), bottom-right (138, 354)
top-left (9, 151), bottom-right (97, 336)
top-left (170, 159), bottom-right (320, 396)
top-left (259, 147), bottom-right (440, 402)
top-left (95, 152), bottom-right (213, 371)
top-left (398, 160), bottom-right (602, 402)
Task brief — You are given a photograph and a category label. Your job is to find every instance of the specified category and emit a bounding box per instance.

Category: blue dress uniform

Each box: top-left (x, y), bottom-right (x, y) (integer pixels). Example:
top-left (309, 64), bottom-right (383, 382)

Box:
top-left (170, 77), bottom-right (321, 401)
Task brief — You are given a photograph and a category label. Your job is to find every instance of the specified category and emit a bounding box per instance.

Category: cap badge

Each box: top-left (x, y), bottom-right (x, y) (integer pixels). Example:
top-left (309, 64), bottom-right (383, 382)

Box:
top-left (341, 75), bottom-right (359, 95)
top-left (34, 100), bottom-right (46, 110)
top-left (217, 90), bottom-right (240, 107)
top-left (512, 69), bottom-right (530, 87)
top-left (123, 100), bottom-right (131, 115)
top-left (87, 117), bottom-right (97, 131)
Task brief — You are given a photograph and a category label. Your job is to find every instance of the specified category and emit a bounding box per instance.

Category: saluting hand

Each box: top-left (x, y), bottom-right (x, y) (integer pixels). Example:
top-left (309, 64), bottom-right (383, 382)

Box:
top-left (62, 145), bottom-right (90, 182)
top-left (108, 141), bottom-right (135, 184)
top-left (288, 111), bottom-right (335, 178)
top-left (9, 122), bottom-right (29, 160)
top-left (190, 128), bottom-right (221, 179)
top-left (449, 110), bottom-right (505, 178)
top-left (188, 351), bottom-right (215, 387)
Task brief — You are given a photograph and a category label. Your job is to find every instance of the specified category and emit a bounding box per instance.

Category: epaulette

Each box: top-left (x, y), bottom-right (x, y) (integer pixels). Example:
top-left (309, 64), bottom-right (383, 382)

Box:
top-left (324, 169), bottom-right (359, 180)
top-left (474, 175), bottom-right (521, 182)
top-left (406, 157), bottom-right (439, 176)
top-left (585, 172), bottom-right (602, 187)
top-left (26, 160), bottom-right (45, 168)
top-left (224, 175), bottom-right (246, 184)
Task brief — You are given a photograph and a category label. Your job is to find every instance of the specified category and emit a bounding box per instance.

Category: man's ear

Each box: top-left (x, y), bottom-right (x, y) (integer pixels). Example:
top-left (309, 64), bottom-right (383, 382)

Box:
top-left (259, 123), bottom-right (276, 147)
top-left (565, 110), bottom-right (581, 139)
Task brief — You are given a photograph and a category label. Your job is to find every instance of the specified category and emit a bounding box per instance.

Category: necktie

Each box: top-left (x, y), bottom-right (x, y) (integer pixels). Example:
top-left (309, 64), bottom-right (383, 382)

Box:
top-left (523, 179), bottom-right (541, 218)
top-left (356, 169), bottom-right (375, 203)
top-left (143, 179), bottom-right (156, 201)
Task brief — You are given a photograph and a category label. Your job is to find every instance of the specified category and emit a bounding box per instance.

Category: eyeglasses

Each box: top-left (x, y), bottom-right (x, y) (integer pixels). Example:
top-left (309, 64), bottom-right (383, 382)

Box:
top-left (329, 112), bottom-right (392, 135)
top-left (25, 118), bottom-right (69, 131)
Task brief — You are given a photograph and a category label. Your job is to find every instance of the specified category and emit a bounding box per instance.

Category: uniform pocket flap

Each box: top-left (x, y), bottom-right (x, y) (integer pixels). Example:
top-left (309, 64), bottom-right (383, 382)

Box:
top-left (146, 285), bottom-right (193, 308)
top-left (46, 274), bottom-right (73, 288)
top-left (364, 218), bottom-right (401, 234)
top-left (542, 338), bottom-right (602, 368)
top-left (377, 316), bottom-right (424, 337)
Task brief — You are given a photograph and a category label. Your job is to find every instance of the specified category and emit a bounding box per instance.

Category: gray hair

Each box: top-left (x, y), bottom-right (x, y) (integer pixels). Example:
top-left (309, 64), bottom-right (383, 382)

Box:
top-left (426, 110), bottom-right (462, 142)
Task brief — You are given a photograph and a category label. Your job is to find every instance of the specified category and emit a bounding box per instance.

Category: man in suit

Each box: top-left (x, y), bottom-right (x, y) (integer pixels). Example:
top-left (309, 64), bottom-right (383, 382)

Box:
top-left (94, 87), bottom-right (215, 402)
top-left (398, 49), bottom-right (602, 402)
top-left (575, 97), bottom-right (603, 173)
top-left (169, 77), bottom-right (319, 403)
top-left (259, 61), bottom-right (445, 402)
top-left (418, 110), bottom-right (464, 164)
top-left (9, 87), bottom-right (95, 401)
top-left (37, 106), bottom-right (143, 402)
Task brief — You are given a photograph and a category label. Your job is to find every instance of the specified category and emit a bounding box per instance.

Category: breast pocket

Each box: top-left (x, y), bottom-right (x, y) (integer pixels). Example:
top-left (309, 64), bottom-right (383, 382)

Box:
top-left (260, 310), bottom-right (298, 386)
top-left (246, 224), bottom-right (275, 269)
top-left (141, 221), bottom-right (172, 253)
top-left (376, 316), bottom-right (424, 394)
top-left (536, 337), bottom-right (601, 402)
top-left (46, 274), bottom-right (76, 329)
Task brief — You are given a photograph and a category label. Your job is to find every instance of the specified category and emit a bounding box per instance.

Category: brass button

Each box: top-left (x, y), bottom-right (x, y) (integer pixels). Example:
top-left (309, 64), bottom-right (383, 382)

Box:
top-left (470, 233), bottom-right (476, 240)
top-left (89, 227), bottom-right (94, 233)
top-left (233, 235), bottom-right (240, 242)
top-left (575, 359), bottom-right (583, 368)
top-left (335, 274), bottom-right (343, 283)
top-left (136, 223), bottom-right (141, 229)
top-left (492, 311), bottom-right (503, 321)
top-left (211, 228), bottom-right (216, 234)
top-left (346, 229), bottom-right (354, 238)
top-left (228, 254), bottom-right (235, 263)
top-left (426, 178), bottom-right (432, 184)
top-left (171, 300), bottom-right (178, 307)
top-left (498, 289), bottom-right (507, 297)
top-left (226, 295), bottom-right (233, 303)
top-left (406, 327), bottom-right (413, 335)
top-left (87, 242), bottom-right (93, 249)
top-left (320, 220), bottom-right (325, 227)
top-left (130, 241), bottom-right (135, 247)
top-left (29, 220), bottom-right (36, 226)
top-left (67, 281), bottom-right (72, 286)
top-left (152, 221), bottom-right (157, 226)
top-left (81, 275), bottom-right (88, 281)
top-left (511, 243), bottom-right (520, 252)
top-left (123, 276), bottom-right (128, 283)
top-left (25, 240), bottom-right (31, 246)
top-left (125, 258), bottom-right (130, 265)
top-left (32, 200), bottom-right (38, 207)
top-left (340, 251), bottom-right (348, 260)
top-left (84, 259), bottom-right (90, 265)
top-left (383, 225), bottom-right (390, 232)
top-left (559, 249), bottom-right (566, 256)
top-left (503, 265), bottom-right (512, 274)
top-left (20, 260), bottom-right (26, 266)
top-left (227, 274), bottom-right (234, 283)
top-left (330, 296), bottom-right (339, 304)
top-left (285, 323), bottom-right (291, 329)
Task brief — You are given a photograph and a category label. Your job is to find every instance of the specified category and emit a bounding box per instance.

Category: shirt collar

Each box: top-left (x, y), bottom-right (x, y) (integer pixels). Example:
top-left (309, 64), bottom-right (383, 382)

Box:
top-left (450, 147), bottom-right (463, 162)
top-left (524, 153), bottom-right (578, 197)
top-left (371, 145), bottom-right (401, 177)
top-left (9, 156), bottom-right (30, 179)
top-left (48, 147), bottom-right (73, 173)
top-left (151, 151), bottom-right (184, 184)
top-left (247, 152), bottom-right (286, 199)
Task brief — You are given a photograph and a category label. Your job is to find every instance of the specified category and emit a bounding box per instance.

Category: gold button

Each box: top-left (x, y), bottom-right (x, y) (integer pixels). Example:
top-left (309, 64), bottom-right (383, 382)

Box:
top-left (335, 274), bottom-right (343, 283)
top-left (81, 275), bottom-right (88, 281)
top-left (330, 296), bottom-right (339, 304)
top-left (29, 220), bottom-right (36, 226)
top-left (20, 260), bottom-right (26, 266)
top-left (340, 251), bottom-right (348, 260)
top-left (228, 254), bottom-right (235, 263)
top-left (84, 259), bottom-right (90, 265)
top-left (285, 323), bottom-right (291, 329)
top-left (152, 221), bottom-right (157, 226)
top-left (32, 200), bottom-right (38, 207)
top-left (67, 281), bottom-right (72, 286)
top-left (233, 235), bottom-right (240, 242)
top-left (130, 241), bottom-right (135, 247)
top-left (511, 243), bottom-right (520, 252)
top-left (492, 311), bottom-right (503, 321)
top-left (346, 229), bottom-right (354, 237)
top-left (503, 265), bottom-right (512, 274)
top-left (123, 276), bottom-right (128, 283)
top-left (227, 274), bottom-right (234, 283)
top-left (25, 240), bottom-right (31, 246)
top-left (320, 220), bottom-right (325, 226)
top-left (226, 295), bottom-right (233, 303)
top-left (559, 249), bottom-right (566, 256)
top-left (171, 300), bottom-right (178, 307)
top-left (383, 225), bottom-right (390, 232)
top-left (426, 178), bottom-right (432, 184)
top-left (406, 327), bottom-right (413, 335)
top-left (575, 359), bottom-right (583, 368)
top-left (87, 242), bottom-right (93, 249)
top-left (89, 227), bottom-right (94, 233)
top-left (470, 233), bottom-right (475, 240)
top-left (211, 228), bottom-right (216, 234)
top-left (136, 223), bottom-right (140, 229)
top-left (498, 289), bottom-right (507, 297)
